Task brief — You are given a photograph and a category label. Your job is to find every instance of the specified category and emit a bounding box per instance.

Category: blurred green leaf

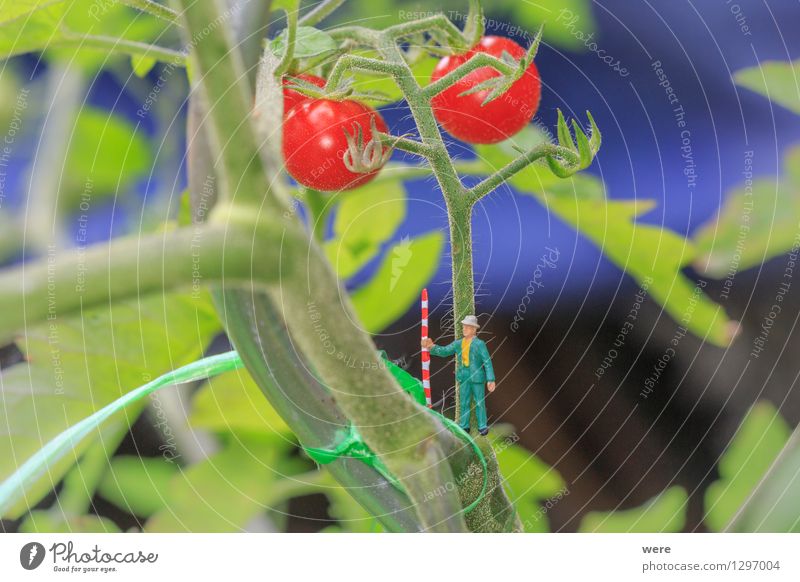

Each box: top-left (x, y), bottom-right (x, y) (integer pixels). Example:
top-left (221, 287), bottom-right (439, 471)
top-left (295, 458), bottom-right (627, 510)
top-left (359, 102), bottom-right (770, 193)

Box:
top-left (20, 511), bottom-right (122, 533)
top-left (580, 486), bottom-right (688, 532)
top-left (0, 293), bottom-right (220, 519)
top-left (704, 402), bottom-right (791, 531)
top-left (0, 1), bottom-right (175, 65)
top-left (494, 441), bottom-right (565, 532)
top-left (728, 428), bottom-right (800, 533)
top-left (351, 231), bottom-right (444, 333)
top-left (735, 59), bottom-right (800, 115)
top-left (189, 367), bottom-right (292, 437)
top-left (272, 26), bottom-right (338, 59)
top-left (61, 107), bottom-right (151, 207)
top-left (317, 471), bottom-right (384, 533)
top-left (522, 185), bottom-right (733, 346)
top-left (509, 0), bottom-right (596, 52)
top-left (144, 435), bottom-right (308, 532)
top-left (97, 456), bottom-right (179, 518)
top-left (0, 0), bottom-right (58, 25)
top-left (694, 146), bottom-right (800, 277)
top-left (472, 123), bottom-right (729, 345)
top-left (131, 54), bottom-right (159, 78)
top-left (325, 182), bottom-right (406, 279)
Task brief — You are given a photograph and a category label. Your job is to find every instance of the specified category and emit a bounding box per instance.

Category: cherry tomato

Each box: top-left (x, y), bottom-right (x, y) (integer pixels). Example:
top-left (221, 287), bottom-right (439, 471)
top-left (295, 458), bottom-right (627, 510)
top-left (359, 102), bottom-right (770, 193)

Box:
top-left (282, 74), bottom-right (326, 113)
top-left (430, 36), bottom-right (541, 144)
top-left (283, 99), bottom-right (389, 191)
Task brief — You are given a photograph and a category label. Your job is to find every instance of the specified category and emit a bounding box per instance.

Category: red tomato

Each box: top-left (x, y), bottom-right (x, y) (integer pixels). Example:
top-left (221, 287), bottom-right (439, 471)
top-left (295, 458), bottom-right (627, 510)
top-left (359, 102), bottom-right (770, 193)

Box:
top-left (430, 36), bottom-right (541, 144)
top-left (282, 74), bottom-right (326, 113)
top-left (283, 99), bottom-right (389, 191)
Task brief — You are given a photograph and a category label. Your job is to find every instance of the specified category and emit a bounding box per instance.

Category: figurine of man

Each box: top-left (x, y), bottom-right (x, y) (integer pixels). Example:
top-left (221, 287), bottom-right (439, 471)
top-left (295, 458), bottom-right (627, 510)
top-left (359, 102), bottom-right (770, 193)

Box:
top-left (421, 315), bottom-right (495, 435)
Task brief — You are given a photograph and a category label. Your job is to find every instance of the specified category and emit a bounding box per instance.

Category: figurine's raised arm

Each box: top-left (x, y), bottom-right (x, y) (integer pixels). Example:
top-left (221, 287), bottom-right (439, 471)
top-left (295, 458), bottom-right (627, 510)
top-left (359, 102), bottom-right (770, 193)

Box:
top-left (425, 339), bottom-right (460, 357)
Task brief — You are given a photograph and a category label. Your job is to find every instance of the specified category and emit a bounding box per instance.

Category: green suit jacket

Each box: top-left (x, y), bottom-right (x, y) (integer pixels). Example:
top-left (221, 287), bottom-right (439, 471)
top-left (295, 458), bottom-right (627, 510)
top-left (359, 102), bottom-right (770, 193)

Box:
top-left (430, 337), bottom-right (495, 385)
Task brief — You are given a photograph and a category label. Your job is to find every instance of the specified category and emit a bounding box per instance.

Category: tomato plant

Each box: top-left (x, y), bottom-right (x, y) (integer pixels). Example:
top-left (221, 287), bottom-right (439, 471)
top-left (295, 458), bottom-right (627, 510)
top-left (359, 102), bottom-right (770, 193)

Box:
top-left (3, 0), bottom-right (758, 538)
top-left (282, 98), bottom-right (389, 191)
top-left (430, 36), bottom-right (541, 144)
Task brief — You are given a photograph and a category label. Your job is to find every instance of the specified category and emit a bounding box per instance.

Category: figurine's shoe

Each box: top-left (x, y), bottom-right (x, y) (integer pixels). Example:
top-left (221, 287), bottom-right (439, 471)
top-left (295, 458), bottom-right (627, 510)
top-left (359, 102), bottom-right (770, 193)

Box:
top-left (479, 428), bottom-right (489, 436)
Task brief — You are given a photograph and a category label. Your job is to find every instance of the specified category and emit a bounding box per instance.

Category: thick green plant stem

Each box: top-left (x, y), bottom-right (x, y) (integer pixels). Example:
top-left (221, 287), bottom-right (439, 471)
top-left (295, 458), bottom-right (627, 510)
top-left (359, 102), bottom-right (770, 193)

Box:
top-left (231, 0), bottom-right (274, 88)
top-left (172, 0), bottom-right (469, 531)
top-left (185, 0), bottom-right (427, 533)
top-left (0, 223), bottom-right (284, 342)
top-left (302, 188), bottom-right (332, 242)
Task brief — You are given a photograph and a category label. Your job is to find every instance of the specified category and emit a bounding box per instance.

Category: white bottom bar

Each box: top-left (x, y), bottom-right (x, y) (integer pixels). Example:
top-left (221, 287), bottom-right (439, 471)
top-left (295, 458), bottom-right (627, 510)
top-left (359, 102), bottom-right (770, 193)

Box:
top-left (2, 533), bottom-right (797, 581)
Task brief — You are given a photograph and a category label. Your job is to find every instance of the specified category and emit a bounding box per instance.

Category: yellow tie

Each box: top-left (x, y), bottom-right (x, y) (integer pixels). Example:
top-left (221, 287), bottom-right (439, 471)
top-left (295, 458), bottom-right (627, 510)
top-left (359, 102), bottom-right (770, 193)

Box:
top-left (462, 337), bottom-right (472, 367)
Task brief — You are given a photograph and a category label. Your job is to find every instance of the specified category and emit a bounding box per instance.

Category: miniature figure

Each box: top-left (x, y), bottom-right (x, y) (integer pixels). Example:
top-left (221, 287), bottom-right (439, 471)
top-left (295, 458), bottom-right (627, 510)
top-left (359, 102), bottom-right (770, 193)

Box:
top-left (421, 315), bottom-right (496, 435)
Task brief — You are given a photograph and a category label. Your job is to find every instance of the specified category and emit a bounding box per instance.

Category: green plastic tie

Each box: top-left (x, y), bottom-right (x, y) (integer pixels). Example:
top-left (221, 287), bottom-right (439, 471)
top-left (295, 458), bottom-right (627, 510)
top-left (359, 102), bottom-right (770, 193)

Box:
top-left (302, 411), bottom-right (488, 515)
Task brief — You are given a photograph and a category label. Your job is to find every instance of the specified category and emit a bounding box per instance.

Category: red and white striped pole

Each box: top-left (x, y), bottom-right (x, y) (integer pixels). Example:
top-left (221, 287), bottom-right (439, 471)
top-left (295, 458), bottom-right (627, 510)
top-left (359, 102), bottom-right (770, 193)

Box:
top-left (421, 288), bottom-right (432, 408)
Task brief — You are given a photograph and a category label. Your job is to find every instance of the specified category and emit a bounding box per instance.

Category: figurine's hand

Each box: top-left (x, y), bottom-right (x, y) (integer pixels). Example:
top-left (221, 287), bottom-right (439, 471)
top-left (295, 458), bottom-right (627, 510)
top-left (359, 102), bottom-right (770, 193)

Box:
top-left (421, 337), bottom-right (434, 349)
top-left (487, 381), bottom-right (496, 392)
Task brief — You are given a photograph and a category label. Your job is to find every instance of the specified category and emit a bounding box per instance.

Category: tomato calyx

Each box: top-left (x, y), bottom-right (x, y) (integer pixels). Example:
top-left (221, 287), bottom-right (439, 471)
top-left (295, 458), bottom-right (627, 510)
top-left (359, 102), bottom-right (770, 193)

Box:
top-left (458, 32), bottom-right (542, 107)
top-left (284, 72), bottom-right (394, 107)
top-left (342, 117), bottom-right (392, 175)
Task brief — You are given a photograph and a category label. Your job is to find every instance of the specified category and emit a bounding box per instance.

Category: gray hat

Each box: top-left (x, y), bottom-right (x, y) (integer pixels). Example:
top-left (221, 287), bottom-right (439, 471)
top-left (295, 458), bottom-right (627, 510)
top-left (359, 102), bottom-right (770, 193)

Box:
top-left (461, 315), bottom-right (480, 328)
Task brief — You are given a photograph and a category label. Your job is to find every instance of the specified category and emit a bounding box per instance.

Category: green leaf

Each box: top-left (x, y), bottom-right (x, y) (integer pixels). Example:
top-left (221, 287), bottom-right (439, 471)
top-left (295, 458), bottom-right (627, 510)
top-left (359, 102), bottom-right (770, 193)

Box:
top-left (728, 429), bottom-right (800, 532)
top-left (131, 54), bottom-right (158, 78)
top-left (694, 145), bottom-right (800, 276)
top-left (0, 0), bottom-right (56, 25)
top-left (510, 0), bottom-right (596, 52)
top-left (324, 182), bottom-right (406, 279)
top-left (579, 486), bottom-right (688, 532)
top-left (735, 59), bottom-right (800, 115)
top-left (19, 511), bottom-right (122, 533)
top-left (0, 1), bottom-right (175, 65)
top-left (271, 26), bottom-right (337, 59)
top-left (189, 367), bottom-right (292, 436)
top-left (61, 108), bottom-right (151, 207)
top-left (533, 187), bottom-right (733, 346)
top-left (0, 293), bottom-right (220, 519)
top-left (144, 435), bottom-right (300, 532)
top-left (325, 490), bottom-right (383, 532)
top-left (475, 126), bottom-right (726, 343)
top-left (97, 456), bottom-right (179, 518)
top-left (351, 231), bottom-right (444, 333)
top-left (494, 441), bottom-right (565, 532)
top-left (704, 402), bottom-right (791, 531)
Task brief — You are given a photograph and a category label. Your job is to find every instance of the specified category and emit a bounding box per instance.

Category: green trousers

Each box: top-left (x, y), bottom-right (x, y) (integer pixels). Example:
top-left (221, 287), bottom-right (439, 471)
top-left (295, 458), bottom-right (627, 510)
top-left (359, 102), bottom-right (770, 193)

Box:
top-left (458, 381), bottom-right (488, 431)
